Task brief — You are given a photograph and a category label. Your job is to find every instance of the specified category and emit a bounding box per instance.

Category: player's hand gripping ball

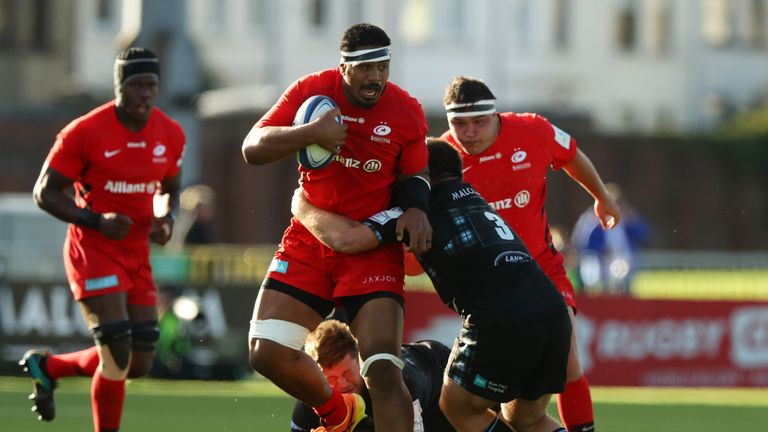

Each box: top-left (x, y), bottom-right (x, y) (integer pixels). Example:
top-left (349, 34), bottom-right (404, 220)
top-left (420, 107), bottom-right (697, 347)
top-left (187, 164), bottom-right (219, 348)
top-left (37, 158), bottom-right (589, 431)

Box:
top-left (294, 95), bottom-right (342, 170)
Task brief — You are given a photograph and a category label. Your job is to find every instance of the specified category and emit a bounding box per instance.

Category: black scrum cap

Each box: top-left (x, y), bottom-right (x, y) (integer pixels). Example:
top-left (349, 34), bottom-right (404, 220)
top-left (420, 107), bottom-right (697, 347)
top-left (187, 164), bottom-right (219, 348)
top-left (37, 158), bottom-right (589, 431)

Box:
top-left (114, 47), bottom-right (160, 85)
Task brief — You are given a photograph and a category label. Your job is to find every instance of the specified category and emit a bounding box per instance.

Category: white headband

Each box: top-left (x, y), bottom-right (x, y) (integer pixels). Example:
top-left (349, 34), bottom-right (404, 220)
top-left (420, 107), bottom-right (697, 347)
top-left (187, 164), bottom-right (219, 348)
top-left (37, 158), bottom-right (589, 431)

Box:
top-left (340, 46), bottom-right (391, 65)
top-left (445, 99), bottom-right (497, 118)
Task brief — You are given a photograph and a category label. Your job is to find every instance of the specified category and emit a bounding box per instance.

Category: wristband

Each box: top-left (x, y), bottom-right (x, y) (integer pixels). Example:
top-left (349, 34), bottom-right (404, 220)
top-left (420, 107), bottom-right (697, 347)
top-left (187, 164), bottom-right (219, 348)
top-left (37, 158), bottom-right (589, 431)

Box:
top-left (76, 208), bottom-right (101, 230)
top-left (392, 176), bottom-right (430, 212)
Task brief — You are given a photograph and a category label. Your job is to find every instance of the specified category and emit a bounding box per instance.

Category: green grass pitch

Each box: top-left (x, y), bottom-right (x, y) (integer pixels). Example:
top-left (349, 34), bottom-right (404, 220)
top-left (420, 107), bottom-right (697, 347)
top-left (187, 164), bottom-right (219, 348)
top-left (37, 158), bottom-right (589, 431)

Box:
top-left (1, 377), bottom-right (767, 431)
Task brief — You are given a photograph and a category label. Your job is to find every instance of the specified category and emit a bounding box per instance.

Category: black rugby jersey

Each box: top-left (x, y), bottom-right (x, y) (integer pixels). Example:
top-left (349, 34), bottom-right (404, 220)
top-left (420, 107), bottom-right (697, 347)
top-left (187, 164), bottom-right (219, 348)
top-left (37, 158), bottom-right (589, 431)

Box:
top-left (367, 179), bottom-right (565, 327)
top-left (419, 179), bottom-right (565, 326)
top-left (289, 341), bottom-right (454, 432)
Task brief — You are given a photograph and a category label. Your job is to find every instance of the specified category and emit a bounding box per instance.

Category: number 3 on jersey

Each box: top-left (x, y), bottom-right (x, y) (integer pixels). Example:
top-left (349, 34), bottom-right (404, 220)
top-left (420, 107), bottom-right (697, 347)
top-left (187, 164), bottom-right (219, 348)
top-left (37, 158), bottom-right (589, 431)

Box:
top-left (485, 211), bottom-right (515, 240)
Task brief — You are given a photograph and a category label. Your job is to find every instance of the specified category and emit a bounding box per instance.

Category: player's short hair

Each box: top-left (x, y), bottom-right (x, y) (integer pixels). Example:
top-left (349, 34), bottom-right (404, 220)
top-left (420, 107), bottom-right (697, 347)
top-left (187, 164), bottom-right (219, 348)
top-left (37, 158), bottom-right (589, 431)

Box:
top-left (340, 23), bottom-right (390, 52)
top-left (427, 138), bottom-right (463, 182)
top-left (443, 76), bottom-right (496, 106)
top-left (304, 320), bottom-right (359, 368)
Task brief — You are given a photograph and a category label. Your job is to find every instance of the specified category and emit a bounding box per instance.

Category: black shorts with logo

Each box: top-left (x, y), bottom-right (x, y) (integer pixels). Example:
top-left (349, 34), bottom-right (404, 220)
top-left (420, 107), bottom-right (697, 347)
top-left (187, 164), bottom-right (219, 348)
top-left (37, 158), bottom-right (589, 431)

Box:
top-left (446, 307), bottom-right (571, 403)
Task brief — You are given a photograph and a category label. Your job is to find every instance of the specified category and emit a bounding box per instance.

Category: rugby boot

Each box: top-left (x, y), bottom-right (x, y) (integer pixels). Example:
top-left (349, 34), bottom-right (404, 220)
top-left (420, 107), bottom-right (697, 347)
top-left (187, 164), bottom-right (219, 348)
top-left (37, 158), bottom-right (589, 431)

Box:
top-left (312, 393), bottom-right (366, 432)
top-left (19, 349), bottom-right (57, 421)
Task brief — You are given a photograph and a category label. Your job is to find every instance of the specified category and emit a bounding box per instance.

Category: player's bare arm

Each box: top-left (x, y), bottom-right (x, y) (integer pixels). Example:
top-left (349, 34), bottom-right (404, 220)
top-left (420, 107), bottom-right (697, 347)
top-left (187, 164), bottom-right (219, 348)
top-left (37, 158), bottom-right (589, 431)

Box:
top-left (393, 169), bottom-right (433, 255)
top-left (242, 108), bottom-right (347, 165)
top-left (291, 188), bottom-right (379, 254)
top-left (33, 164), bottom-right (133, 240)
top-left (149, 172), bottom-right (182, 245)
top-left (562, 149), bottom-right (621, 229)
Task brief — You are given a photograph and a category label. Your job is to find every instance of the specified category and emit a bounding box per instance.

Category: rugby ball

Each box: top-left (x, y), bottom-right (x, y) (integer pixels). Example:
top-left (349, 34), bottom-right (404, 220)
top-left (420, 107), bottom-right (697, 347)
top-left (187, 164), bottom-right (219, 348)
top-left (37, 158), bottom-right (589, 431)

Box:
top-left (294, 95), bottom-right (342, 170)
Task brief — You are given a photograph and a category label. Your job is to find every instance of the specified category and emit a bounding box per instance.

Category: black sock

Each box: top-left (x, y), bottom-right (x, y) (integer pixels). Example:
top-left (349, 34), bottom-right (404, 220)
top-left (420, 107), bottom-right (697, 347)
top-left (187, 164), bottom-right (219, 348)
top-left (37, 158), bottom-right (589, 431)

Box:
top-left (570, 423), bottom-right (595, 432)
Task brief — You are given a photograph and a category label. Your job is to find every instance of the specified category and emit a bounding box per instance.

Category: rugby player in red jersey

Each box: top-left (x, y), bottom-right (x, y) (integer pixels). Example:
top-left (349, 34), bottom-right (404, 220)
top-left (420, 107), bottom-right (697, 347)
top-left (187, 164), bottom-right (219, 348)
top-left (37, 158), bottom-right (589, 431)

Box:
top-left (242, 23), bottom-right (432, 432)
top-left (439, 76), bottom-right (621, 432)
top-left (24, 47), bottom-right (185, 432)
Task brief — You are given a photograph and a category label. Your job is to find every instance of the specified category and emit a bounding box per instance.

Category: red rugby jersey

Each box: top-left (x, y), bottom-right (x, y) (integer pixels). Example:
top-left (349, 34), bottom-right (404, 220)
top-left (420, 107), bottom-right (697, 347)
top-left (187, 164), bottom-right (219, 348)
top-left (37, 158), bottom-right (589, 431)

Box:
top-left (46, 101), bottom-right (185, 245)
top-left (442, 112), bottom-right (577, 257)
top-left (257, 68), bottom-right (428, 221)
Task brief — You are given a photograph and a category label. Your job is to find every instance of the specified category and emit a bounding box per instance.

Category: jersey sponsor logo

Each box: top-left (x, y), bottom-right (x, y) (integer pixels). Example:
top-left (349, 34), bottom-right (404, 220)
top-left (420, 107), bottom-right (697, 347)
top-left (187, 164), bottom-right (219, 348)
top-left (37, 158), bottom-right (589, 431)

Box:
top-left (369, 134), bottom-right (391, 144)
top-left (85, 275), bottom-right (119, 291)
top-left (514, 190), bottom-right (530, 208)
top-left (341, 115), bottom-right (365, 124)
top-left (373, 124), bottom-right (391, 136)
top-left (479, 152), bottom-right (501, 163)
top-left (104, 149), bottom-right (122, 158)
top-left (493, 251), bottom-right (531, 266)
top-left (334, 155), bottom-right (382, 172)
top-left (103, 180), bottom-right (158, 194)
top-left (490, 198), bottom-right (512, 210)
top-left (451, 186), bottom-right (479, 201)
top-left (512, 162), bottom-right (532, 171)
top-left (472, 374), bottom-right (508, 394)
top-left (127, 141), bottom-right (146, 148)
top-left (553, 125), bottom-right (571, 149)
top-left (412, 399), bottom-right (425, 432)
top-left (363, 159), bottom-right (382, 172)
top-left (362, 274), bottom-right (398, 284)
top-left (268, 258), bottom-right (288, 274)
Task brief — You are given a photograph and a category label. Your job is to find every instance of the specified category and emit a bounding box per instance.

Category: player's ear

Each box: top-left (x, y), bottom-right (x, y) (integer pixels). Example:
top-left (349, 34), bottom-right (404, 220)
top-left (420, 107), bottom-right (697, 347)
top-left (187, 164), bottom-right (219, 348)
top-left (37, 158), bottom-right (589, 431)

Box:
top-left (339, 64), bottom-right (347, 77)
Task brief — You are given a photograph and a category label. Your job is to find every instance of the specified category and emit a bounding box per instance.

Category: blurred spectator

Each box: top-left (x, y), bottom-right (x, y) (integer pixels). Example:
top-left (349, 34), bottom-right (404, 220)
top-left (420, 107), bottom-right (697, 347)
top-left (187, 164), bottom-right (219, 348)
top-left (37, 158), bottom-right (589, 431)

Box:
top-left (571, 183), bottom-right (650, 294)
top-left (166, 184), bottom-right (216, 250)
top-left (151, 287), bottom-right (246, 380)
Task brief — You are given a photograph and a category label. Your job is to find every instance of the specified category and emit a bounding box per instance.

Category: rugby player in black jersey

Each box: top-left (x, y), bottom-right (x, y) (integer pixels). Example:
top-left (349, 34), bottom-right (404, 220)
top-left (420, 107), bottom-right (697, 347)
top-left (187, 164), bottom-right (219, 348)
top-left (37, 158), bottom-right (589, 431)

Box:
top-left (290, 319), bottom-right (454, 432)
top-left (291, 139), bottom-right (570, 432)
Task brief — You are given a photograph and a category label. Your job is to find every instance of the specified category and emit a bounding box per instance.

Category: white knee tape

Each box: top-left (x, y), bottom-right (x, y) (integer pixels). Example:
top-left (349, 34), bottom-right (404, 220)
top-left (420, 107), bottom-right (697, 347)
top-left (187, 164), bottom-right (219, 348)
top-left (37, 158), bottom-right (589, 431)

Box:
top-left (248, 319), bottom-right (310, 351)
top-left (360, 353), bottom-right (405, 377)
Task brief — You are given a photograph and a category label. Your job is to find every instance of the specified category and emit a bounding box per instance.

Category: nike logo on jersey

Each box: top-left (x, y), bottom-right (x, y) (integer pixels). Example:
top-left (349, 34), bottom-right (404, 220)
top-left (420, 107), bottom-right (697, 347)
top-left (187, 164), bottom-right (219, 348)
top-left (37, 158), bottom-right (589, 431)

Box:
top-left (104, 149), bottom-right (122, 158)
top-left (462, 165), bottom-right (473, 174)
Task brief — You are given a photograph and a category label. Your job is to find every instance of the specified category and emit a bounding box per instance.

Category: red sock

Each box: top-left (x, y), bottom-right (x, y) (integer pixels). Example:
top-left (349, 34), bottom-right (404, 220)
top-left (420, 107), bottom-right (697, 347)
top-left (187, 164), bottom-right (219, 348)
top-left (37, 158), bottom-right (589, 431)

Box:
top-left (557, 375), bottom-right (595, 431)
top-left (312, 387), bottom-right (346, 427)
top-left (46, 346), bottom-right (100, 378)
top-left (91, 371), bottom-right (125, 432)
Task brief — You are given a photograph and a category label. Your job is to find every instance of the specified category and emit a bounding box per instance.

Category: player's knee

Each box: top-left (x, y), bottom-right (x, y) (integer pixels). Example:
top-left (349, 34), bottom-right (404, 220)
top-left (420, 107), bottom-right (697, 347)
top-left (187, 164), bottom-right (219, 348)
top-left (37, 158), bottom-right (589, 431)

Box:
top-left (132, 320), bottom-right (160, 352)
top-left (127, 320), bottom-right (159, 377)
top-left (248, 319), bottom-right (309, 372)
top-left (91, 320), bottom-right (133, 372)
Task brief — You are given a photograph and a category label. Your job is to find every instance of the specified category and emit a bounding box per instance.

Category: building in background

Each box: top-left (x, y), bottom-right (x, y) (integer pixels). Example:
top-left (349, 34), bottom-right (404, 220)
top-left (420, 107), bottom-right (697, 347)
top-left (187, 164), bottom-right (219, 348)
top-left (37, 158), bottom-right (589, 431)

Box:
top-left (39, 0), bottom-right (768, 134)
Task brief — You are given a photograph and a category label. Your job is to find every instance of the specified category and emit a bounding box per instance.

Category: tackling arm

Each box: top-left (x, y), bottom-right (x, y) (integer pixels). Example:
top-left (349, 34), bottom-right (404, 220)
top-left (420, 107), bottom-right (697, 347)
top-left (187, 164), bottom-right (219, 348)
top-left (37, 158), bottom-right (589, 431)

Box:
top-left (290, 188), bottom-right (380, 254)
top-left (562, 149), bottom-right (621, 229)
